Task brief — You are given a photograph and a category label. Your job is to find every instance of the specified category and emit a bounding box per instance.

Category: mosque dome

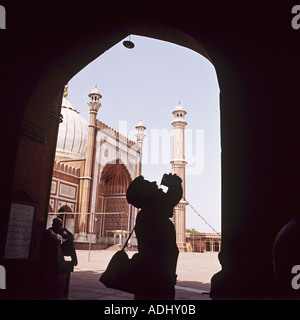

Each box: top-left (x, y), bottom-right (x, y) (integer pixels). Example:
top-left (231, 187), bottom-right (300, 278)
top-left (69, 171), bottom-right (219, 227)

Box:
top-left (56, 85), bottom-right (88, 159)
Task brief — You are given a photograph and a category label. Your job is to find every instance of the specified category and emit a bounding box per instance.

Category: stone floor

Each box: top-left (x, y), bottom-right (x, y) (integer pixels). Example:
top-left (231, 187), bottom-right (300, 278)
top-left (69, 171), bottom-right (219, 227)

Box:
top-left (68, 250), bottom-right (221, 300)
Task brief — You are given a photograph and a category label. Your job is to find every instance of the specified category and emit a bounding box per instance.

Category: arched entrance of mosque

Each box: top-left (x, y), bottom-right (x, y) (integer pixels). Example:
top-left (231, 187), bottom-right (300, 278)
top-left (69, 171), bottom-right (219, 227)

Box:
top-left (6, 16), bottom-right (224, 299)
top-left (19, 17), bottom-right (216, 251)
top-left (3, 1), bottom-right (299, 301)
top-left (96, 160), bottom-right (133, 248)
top-left (46, 204), bottom-right (75, 232)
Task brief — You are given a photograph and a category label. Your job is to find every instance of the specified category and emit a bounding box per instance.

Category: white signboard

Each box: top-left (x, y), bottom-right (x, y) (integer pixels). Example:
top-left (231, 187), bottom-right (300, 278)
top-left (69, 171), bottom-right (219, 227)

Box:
top-left (4, 202), bottom-right (35, 259)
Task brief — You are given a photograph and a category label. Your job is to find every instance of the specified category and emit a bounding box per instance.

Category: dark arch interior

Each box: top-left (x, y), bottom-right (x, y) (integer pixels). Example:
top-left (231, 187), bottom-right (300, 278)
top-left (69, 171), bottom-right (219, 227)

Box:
top-left (1, 1), bottom-right (300, 300)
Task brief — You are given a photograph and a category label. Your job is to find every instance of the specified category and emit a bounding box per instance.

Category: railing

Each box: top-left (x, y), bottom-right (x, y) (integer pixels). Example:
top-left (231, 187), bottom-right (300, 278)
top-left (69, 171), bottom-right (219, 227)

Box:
top-left (47, 211), bottom-right (134, 252)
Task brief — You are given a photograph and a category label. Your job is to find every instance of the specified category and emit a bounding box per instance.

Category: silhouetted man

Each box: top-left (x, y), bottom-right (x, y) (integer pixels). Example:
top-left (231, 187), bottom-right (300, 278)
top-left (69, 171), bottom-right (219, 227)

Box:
top-left (39, 217), bottom-right (77, 271)
top-left (38, 217), bottom-right (77, 299)
top-left (126, 173), bottom-right (182, 300)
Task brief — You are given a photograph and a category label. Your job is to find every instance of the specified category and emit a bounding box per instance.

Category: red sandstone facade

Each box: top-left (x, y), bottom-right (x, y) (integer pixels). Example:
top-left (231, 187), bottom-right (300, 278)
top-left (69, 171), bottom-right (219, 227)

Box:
top-left (48, 85), bottom-right (144, 248)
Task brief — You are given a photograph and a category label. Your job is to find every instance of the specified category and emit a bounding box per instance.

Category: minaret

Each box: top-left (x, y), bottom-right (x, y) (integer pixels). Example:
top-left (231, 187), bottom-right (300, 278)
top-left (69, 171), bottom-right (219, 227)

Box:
top-left (171, 103), bottom-right (188, 252)
top-left (77, 85), bottom-right (102, 242)
top-left (135, 119), bottom-right (146, 175)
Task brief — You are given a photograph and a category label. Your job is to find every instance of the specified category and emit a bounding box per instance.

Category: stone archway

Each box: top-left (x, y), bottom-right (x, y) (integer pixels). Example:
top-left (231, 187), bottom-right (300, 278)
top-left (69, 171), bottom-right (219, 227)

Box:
top-left (2, 0), bottom-right (300, 300)
top-left (16, 17), bottom-right (215, 251)
top-left (96, 160), bottom-right (133, 247)
top-left (3, 16), bottom-right (223, 299)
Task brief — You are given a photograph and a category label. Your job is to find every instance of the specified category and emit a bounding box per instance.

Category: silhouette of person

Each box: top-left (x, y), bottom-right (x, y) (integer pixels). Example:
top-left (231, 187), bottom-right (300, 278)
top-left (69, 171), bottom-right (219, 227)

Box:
top-left (39, 217), bottom-right (77, 271)
top-left (38, 217), bottom-right (77, 299)
top-left (126, 173), bottom-right (183, 300)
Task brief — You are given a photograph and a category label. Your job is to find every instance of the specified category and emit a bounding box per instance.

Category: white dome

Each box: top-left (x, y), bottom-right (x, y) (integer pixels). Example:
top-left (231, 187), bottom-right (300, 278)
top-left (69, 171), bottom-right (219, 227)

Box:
top-left (172, 104), bottom-right (187, 117)
top-left (135, 118), bottom-right (146, 129)
top-left (89, 86), bottom-right (101, 96)
top-left (174, 104), bottom-right (186, 112)
top-left (62, 95), bottom-right (73, 109)
top-left (56, 106), bottom-right (88, 159)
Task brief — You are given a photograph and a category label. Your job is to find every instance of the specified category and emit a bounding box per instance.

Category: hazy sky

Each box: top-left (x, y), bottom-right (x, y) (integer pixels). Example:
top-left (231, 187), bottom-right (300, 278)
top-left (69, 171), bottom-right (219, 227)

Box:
top-left (67, 35), bottom-right (221, 233)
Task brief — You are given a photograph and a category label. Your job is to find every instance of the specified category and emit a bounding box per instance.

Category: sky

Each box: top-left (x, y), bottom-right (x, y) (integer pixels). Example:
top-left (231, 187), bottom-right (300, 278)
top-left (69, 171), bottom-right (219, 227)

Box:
top-left (67, 35), bottom-right (221, 233)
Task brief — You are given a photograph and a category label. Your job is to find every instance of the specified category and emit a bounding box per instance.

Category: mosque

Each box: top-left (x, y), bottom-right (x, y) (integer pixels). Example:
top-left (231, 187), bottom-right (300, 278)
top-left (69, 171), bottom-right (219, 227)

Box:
top-left (2, 1), bottom-right (297, 300)
top-left (47, 84), bottom-right (190, 250)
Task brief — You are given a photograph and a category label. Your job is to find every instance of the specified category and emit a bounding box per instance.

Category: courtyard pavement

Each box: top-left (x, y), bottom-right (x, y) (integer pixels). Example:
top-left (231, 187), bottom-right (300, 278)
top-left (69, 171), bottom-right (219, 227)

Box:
top-left (68, 249), bottom-right (221, 300)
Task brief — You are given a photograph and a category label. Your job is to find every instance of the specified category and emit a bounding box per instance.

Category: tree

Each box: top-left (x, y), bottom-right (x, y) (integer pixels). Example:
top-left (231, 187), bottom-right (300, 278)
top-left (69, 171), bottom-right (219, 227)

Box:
top-left (186, 228), bottom-right (198, 233)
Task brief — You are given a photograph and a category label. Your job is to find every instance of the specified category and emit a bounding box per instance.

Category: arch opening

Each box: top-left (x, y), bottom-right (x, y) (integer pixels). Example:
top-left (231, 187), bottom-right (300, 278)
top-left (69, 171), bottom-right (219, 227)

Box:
top-left (9, 16), bottom-right (223, 300)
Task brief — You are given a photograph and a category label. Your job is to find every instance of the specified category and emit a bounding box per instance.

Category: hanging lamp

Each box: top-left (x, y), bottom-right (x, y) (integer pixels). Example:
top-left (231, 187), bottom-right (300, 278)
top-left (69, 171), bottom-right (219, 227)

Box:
top-left (123, 35), bottom-right (135, 49)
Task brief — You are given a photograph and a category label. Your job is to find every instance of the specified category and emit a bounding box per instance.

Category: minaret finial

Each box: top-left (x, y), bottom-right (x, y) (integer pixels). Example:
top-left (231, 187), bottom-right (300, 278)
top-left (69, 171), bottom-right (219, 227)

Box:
top-left (63, 84), bottom-right (68, 97)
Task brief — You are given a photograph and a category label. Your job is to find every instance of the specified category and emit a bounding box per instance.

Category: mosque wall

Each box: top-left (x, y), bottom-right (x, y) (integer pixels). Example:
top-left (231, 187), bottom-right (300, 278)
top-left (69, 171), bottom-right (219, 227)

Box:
top-left (48, 92), bottom-right (142, 246)
top-left (95, 120), bottom-right (141, 179)
top-left (48, 161), bottom-right (80, 232)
